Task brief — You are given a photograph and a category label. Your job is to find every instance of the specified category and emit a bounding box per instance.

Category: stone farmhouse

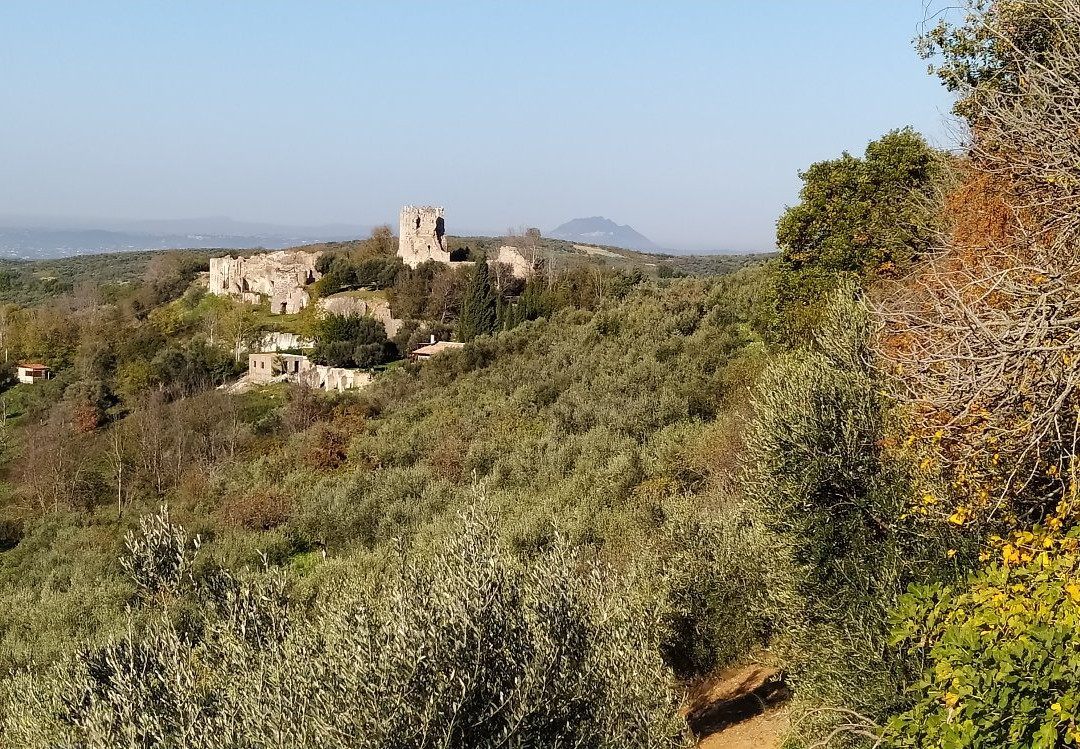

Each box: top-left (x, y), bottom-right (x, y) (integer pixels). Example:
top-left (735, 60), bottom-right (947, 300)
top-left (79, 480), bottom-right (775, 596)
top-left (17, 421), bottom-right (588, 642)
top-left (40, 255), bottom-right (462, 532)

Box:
top-left (209, 250), bottom-right (322, 314)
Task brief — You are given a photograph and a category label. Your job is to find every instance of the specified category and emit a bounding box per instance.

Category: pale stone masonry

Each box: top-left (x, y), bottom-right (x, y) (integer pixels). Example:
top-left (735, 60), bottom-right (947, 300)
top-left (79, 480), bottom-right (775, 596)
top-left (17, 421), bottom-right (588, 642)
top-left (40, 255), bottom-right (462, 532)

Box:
top-left (247, 352), bottom-right (374, 392)
top-left (396, 206), bottom-right (535, 279)
top-left (209, 250), bottom-right (322, 314)
top-left (493, 245), bottom-right (537, 278)
top-left (398, 206), bottom-right (449, 268)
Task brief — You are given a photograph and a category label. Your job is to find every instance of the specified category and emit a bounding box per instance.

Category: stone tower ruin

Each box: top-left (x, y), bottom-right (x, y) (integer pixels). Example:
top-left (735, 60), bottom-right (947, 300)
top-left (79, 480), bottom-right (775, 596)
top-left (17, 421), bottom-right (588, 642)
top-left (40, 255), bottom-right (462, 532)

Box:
top-left (398, 206), bottom-right (449, 268)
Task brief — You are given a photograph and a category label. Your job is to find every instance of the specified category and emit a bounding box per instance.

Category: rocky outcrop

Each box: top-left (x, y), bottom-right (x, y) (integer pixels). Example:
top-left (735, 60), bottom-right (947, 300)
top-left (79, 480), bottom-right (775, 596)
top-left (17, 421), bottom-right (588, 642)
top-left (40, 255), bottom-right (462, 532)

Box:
top-left (317, 295), bottom-right (403, 338)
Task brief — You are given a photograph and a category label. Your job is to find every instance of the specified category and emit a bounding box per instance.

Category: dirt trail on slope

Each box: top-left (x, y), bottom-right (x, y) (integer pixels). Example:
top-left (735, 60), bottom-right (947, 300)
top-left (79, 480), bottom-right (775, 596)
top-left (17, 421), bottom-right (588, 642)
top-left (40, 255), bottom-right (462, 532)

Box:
top-left (683, 664), bottom-right (791, 749)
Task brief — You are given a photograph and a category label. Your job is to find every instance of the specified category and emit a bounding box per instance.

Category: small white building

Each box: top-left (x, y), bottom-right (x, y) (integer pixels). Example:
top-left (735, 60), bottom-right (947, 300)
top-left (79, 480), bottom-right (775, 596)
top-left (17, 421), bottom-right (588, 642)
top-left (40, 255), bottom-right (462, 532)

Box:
top-left (16, 363), bottom-right (51, 384)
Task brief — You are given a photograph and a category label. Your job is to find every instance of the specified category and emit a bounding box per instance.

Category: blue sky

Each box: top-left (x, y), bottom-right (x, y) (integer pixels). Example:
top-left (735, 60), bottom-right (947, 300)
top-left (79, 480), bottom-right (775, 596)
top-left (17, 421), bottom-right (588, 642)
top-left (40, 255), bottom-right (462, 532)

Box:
top-left (0, 2), bottom-right (959, 252)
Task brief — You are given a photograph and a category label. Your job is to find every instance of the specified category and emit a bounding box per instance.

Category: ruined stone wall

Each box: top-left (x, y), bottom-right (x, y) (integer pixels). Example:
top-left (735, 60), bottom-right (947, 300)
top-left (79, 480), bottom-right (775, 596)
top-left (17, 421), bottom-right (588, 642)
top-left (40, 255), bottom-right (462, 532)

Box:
top-left (493, 245), bottom-right (537, 279)
top-left (245, 352), bottom-right (373, 391)
top-left (209, 250), bottom-right (322, 314)
top-left (309, 364), bottom-right (374, 392)
top-left (398, 206), bottom-right (449, 268)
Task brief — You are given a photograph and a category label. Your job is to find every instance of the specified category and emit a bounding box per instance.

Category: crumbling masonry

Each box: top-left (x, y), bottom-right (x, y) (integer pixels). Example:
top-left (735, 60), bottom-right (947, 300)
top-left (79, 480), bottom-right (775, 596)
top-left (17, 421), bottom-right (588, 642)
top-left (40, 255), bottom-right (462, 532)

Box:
top-left (398, 206), bottom-right (449, 268)
top-left (208, 250), bottom-right (322, 314)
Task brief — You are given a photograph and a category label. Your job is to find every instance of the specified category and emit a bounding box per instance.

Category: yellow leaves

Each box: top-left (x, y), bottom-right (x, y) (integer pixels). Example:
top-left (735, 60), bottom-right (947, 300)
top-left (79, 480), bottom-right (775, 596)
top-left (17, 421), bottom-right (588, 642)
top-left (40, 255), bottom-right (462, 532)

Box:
top-left (1065, 582), bottom-right (1080, 603)
top-left (944, 691), bottom-right (961, 710)
top-left (1003, 544), bottom-right (1021, 566)
top-left (1052, 701), bottom-right (1063, 713)
top-left (949, 507), bottom-right (969, 526)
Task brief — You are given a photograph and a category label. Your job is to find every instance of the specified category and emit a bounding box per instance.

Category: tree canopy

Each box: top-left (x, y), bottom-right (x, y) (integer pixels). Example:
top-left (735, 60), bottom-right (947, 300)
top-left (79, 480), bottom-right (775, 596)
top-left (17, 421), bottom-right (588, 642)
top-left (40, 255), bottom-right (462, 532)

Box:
top-left (310, 313), bottom-right (393, 369)
top-left (457, 256), bottom-right (497, 342)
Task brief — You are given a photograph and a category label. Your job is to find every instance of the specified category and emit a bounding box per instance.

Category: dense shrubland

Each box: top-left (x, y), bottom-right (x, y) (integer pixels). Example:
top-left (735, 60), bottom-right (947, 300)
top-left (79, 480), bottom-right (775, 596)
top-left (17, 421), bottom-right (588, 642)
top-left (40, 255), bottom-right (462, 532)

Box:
top-left (0, 237), bottom-right (788, 744)
top-left (4, 2), bottom-right (1079, 745)
top-left (2, 506), bottom-right (684, 749)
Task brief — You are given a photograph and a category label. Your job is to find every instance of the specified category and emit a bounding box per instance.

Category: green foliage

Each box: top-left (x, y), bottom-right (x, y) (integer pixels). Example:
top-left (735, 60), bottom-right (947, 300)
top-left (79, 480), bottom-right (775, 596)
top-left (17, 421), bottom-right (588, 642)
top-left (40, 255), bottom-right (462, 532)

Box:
top-left (0, 250), bottom-right (217, 307)
top-left (150, 339), bottom-right (239, 396)
top-left (390, 260), bottom-right (470, 323)
top-left (886, 531), bottom-right (1080, 748)
top-left (119, 505), bottom-right (198, 604)
top-left (310, 313), bottom-right (394, 368)
top-left (658, 499), bottom-right (785, 679)
top-left (0, 267), bottom-right (777, 742)
top-left (313, 254), bottom-right (404, 296)
top-left (458, 255), bottom-right (498, 342)
top-left (519, 276), bottom-right (557, 321)
top-left (742, 284), bottom-right (958, 723)
top-left (1, 507), bottom-right (687, 749)
top-left (917, 0), bottom-right (1062, 121)
top-left (774, 129), bottom-right (944, 342)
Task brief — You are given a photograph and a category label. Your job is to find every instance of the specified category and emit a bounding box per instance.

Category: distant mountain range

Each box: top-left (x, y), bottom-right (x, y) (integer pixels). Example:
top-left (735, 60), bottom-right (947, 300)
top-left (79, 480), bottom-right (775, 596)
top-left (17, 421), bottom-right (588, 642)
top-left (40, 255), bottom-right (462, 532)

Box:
top-left (548, 217), bottom-right (656, 251)
top-left (0, 215), bottom-right (373, 260)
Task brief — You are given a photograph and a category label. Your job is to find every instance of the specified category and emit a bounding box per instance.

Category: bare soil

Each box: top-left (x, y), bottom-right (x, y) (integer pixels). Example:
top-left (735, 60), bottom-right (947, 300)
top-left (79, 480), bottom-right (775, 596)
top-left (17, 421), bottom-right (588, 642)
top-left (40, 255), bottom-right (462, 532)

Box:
top-left (683, 664), bottom-right (791, 749)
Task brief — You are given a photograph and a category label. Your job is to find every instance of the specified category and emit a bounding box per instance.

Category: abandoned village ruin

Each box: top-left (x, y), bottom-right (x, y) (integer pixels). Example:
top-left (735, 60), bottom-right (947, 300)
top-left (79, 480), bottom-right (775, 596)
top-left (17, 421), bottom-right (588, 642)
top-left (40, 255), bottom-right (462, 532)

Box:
top-left (210, 207), bottom-right (535, 318)
top-left (208, 206), bottom-right (537, 392)
top-left (208, 249), bottom-right (321, 315)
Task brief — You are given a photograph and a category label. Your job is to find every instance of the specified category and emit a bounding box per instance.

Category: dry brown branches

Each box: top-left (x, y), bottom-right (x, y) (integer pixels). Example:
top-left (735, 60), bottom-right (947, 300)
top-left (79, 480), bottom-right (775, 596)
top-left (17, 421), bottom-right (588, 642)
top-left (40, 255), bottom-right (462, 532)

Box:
top-left (879, 0), bottom-right (1080, 516)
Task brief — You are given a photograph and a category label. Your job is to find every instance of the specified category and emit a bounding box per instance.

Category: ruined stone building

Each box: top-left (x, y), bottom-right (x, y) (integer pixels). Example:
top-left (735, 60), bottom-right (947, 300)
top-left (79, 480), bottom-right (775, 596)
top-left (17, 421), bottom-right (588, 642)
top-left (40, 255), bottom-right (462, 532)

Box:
top-left (209, 250), bottom-right (322, 314)
top-left (493, 245), bottom-right (538, 279)
top-left (398, 206), bottom-right (449, 267)
top-left (396, 206), bottom-right (536, 280)
top-left (247, 352), bottom-right (374, 392)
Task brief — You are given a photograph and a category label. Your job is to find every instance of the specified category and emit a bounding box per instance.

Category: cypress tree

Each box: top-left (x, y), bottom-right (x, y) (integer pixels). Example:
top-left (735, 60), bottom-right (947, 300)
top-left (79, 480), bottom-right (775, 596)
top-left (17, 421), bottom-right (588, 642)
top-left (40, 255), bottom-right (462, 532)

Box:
top-left (458, 255), bottom-right (497, 342)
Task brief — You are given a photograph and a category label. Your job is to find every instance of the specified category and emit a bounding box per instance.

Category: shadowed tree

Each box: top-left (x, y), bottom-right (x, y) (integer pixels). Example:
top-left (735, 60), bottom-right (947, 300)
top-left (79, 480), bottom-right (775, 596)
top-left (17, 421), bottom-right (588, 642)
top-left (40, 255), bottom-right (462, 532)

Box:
top-left (458, 255), bottom-right (497, 342)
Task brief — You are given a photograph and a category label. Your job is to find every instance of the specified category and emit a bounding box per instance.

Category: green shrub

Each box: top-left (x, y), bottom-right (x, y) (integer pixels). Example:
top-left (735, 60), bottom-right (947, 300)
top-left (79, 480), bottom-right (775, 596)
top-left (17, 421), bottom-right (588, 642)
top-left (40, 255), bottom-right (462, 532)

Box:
top-left (1, 507), bottom-right (688, 749)
top-left (886, 530), bottom-right (1080, 749)
top-left (658, 498), bottom-right (786, 679)
top-left (742, 284), bottom-right (922, 721)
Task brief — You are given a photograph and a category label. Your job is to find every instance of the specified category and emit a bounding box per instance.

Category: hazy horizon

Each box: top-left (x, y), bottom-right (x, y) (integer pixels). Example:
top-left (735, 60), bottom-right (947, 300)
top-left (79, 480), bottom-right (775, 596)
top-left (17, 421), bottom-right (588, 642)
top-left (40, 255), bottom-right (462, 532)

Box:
top-left (0, 2), bottom-right (959, 253)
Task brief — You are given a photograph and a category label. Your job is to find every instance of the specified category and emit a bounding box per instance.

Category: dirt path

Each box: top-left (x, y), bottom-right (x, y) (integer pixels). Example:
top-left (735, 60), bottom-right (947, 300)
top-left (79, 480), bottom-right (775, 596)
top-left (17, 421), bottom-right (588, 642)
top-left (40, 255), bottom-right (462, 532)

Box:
top-left (683, 664), bottom-right (791, 749)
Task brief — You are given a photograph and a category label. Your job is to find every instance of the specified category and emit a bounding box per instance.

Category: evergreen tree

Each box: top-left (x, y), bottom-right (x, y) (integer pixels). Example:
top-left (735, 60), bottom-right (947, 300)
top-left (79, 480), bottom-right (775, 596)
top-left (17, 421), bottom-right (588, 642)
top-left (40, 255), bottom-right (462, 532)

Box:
top-left (458, 256), bottom-right (497, 342)
top-left (520, 277), bottom-right (554, 321)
